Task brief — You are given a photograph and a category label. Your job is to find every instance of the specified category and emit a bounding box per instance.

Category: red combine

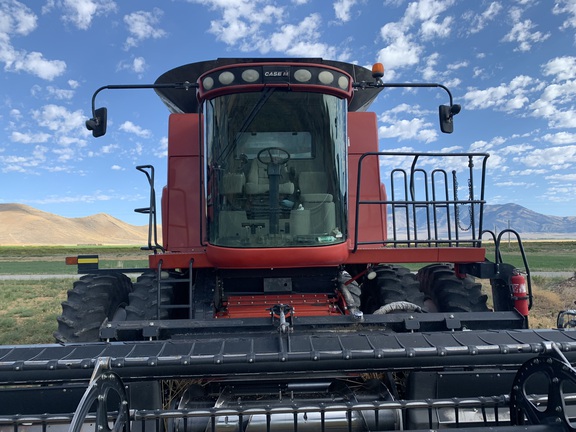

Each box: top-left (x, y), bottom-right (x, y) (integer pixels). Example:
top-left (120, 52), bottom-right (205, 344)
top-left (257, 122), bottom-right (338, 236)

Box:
top-left (1, 58), bottom-right (575, 432)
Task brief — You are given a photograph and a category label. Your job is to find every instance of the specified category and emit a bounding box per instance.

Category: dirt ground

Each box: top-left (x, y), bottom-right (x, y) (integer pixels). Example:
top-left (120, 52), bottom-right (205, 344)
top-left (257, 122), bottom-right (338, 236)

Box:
top-left (529, 274), bottom-right (576, 328)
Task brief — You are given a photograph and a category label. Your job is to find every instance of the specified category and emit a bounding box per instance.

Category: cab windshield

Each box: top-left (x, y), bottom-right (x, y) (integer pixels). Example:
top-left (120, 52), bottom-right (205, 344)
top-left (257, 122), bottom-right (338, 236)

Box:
top-left (205, 91), bottom-right (347, 248)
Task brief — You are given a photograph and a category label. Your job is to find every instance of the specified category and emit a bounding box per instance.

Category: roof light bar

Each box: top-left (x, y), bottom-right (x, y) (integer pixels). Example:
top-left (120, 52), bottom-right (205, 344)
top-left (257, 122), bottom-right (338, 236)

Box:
top-left (198, 64), bottom-right (352, 97)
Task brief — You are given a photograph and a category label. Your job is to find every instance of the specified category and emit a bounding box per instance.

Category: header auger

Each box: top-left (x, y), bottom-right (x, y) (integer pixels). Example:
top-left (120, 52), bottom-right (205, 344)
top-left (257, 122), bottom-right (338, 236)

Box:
top-left (2, 58), bottom-right (576, 432)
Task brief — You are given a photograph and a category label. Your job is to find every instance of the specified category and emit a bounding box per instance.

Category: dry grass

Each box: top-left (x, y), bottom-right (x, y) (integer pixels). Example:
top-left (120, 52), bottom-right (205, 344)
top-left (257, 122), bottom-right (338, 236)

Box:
top-left (482, 275), bottom-right (576, 329)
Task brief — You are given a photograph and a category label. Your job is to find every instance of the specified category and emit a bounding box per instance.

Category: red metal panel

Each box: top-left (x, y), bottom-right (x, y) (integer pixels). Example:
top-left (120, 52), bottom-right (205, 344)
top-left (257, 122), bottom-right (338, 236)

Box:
top-left (345, 247), bottom-right (486, 264)
top-left (347, 112), bottom-right (387, 247)
top-left (164, 113), bottom-right (204, 252)
top-left (205, 243), bottom-right (349, 269)
top-left (218, 294), bottom-right (342, 318)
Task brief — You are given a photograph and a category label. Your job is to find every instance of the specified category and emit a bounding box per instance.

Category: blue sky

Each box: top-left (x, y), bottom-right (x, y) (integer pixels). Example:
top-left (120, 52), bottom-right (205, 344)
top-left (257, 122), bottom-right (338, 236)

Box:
top-left (0, 0), bottom-right (575, 225)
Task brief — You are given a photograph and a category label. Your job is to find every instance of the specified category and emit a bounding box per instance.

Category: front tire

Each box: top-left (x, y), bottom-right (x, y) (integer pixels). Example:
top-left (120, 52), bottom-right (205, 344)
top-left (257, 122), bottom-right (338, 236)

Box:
top-left (54, 273), bottom-right (132, 343)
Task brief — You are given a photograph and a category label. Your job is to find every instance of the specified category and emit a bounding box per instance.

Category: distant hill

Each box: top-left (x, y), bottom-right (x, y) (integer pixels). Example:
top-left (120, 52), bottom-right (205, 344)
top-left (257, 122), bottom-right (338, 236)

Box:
top-left (483, 203), bottom-right (576, 235)
top-left (0, 203), bottom-right (153, 245)
top-left (0, 202), bottom-right (573, 245)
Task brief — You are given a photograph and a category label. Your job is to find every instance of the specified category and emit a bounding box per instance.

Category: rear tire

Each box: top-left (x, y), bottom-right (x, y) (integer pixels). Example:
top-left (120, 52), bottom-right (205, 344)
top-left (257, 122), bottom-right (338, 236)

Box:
top-left (125, 272), bottom-right (173, 320)
top-left (54, 273), bottom-right (132, 343)
top-left (362, 265), bottom-right (426, 313)
top-left (417, 264), bottom-right (490, 313)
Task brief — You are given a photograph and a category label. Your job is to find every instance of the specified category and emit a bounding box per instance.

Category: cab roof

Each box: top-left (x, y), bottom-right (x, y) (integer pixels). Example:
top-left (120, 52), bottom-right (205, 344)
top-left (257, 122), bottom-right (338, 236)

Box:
top-left (154, 58), bottom-right (383, 114)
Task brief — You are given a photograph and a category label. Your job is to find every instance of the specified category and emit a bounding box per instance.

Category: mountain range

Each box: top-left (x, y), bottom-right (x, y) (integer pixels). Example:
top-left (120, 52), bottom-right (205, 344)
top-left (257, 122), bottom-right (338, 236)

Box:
top-left (483, 203), bottom-right (576, 235)
top-left (0, 202), bottom-right (574, 245)
top-left (0, 203), bottom-right (151, 245)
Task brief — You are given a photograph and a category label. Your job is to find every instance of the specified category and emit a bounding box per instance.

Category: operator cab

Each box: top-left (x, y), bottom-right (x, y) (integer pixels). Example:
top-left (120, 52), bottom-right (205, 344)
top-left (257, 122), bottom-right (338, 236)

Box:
top-left (203, 69), bottom-right (350, 248)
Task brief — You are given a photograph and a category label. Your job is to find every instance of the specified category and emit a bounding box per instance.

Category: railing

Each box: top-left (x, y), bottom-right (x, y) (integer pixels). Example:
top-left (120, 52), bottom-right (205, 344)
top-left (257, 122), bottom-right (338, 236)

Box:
top-left (353, 152), bottom-right (490, 251)
top-left (0, 395), bottom-right (570, 432)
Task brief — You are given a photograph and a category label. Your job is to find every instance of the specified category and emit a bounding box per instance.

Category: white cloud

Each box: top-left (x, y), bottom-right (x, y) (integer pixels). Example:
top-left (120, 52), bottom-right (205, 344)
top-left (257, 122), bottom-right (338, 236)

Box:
top-left (154, 137), bottom-right (168, 158)
top-left (546, 173), bottom-right (576, 181)
top-left (117, 56), bottom-right (147, 74)
top-left (45, 0), bottom-right (117, 30)
top-left (32, 104), bottom-right (86, 135)
top-left (542, 132), bottom-right (576, 145)
top-left (28, 104), bottom-right (89, 152)
top-left (447, 61), bottom-right (468, 70)
top-left (0, 1), bottom-right (66, 80)
top-left (543, 56), bottom-right (576, 81)
top-left (189, 0), bottom-right (347, 59)
top-left (501, 8), bottom-right (550, 51)
top-left (518, 145), bottom-right (576, 168)
top-left (495, 180), bottom-right (533, 187)
top-left (376, 0), bottom-right (455, 79)
top-left (378, 22), bottom-right (423, 75)
top-left (466, 1), bottom-right (502, 34)
top-left (553, 0), bottom-right (576, 35)
top-left (420, 14), bottom-right (452, 40)
top-left (0, 0), bottom-right (37, 35)
top-left (46, 85), bottom-right (75, 100)
top-left (10, 131), bottom-right (51, 144)
top-left (101, 144), bottom-right (118, 154)
top-left (463, 75), bottom-right (543, 113)
top-left (378, 105), bottom-right (438, 143)
top-left (31, 193), bottom-right (114, 204)
top-left (499, 143), bottom-right (534, 155)
top-left (7, 50), bottom-right (66, 81)
top-left (264, 14), bottom-right (345, 58)
top-left (124, 8), bottom-right (167, 49)
top-left (119, 121), bottom-right (152, 138)
top-left (9, 108), bottom-right (22, 120)
top-left (132, 57), bottom-right (146, 73)
top-left (333, 0), bottom-right (358, 22)
top-left (530, 80), bottom-right (576, 128)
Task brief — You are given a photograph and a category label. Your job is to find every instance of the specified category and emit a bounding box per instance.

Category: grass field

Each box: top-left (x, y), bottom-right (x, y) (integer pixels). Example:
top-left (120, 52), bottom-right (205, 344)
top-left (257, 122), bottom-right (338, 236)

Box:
top-left (0, 245), bottom-right (150, 274)
top-left (1, 242), bottom-right (574, 274)
top-left (0, 242), bottom-right (574, 345)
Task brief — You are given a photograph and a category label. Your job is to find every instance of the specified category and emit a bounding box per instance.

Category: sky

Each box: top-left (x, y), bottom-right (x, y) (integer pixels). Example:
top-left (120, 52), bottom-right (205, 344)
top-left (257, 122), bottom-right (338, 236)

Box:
top-left (0, 0), bottom-right (575, 226)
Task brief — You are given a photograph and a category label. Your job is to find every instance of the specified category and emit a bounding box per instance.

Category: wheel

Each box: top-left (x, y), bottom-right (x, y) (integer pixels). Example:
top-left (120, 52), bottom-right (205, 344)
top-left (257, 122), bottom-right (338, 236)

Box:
top-left (361, 265), bottom-right (426, 313)
top-left (375, 265), bottom-right (427, 311)
top-left (125, 272), bottom-right (173, 320)
top-left (54, 273), bottom-right (132, 343)
top-left (417, 264), bottom-right (490, 313)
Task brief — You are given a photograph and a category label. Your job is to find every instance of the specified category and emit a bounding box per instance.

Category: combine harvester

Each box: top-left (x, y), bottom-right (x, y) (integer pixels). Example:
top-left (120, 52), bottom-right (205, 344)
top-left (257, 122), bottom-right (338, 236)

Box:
top-left (3, 58), bottom-right (576, 431)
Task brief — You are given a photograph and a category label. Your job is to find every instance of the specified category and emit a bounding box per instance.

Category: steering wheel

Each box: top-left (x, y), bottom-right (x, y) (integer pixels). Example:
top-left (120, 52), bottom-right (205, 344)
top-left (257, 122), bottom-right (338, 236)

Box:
top-left (257, 147), bottom-right (290, 166)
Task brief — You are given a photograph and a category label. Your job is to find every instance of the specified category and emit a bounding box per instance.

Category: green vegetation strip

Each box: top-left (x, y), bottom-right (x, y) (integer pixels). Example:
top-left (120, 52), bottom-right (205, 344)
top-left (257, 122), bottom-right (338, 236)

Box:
top-left (0, 279), bottom-right (67, 345)
top-left (0, 246), bottom-right (150, 274)
top-left (1, 242), bottom-right (575, 275)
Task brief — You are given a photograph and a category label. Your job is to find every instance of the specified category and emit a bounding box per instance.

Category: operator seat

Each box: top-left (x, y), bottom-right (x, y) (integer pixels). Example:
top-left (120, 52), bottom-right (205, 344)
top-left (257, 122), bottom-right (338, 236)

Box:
top-left (244, 158), bottom-right (294, 195)
top-left (298, 171), bottom-right (335, 234)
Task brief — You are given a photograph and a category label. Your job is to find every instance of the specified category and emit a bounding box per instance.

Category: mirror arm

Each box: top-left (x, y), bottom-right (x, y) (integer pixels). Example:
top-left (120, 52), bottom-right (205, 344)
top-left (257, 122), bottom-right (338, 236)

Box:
top-left (353, 81), bottom-right (455, 106)
top-left (89, 82), bottom-right (198, 117)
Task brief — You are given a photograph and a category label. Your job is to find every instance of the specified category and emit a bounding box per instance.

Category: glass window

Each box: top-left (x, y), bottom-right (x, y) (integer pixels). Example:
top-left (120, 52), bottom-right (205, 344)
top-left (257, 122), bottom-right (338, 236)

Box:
top-left (205, 90), bottom-right (348, 248)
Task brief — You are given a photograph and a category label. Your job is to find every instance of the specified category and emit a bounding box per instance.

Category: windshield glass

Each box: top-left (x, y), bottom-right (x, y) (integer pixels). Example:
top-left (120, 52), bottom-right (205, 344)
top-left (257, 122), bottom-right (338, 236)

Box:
top-left (205, 91), bottom-right (347, 248)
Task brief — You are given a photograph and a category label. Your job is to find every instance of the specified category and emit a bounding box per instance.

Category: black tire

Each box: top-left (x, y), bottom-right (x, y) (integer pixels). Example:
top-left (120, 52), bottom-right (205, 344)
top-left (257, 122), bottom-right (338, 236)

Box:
top-left (125, 272), bottom-right (173, 320)
top-left (54, 273), bottom-right (132, 343)
top-left (417, 264), bottom-right (490, 313)
top-left (368, 265), bottom-right (426, 313)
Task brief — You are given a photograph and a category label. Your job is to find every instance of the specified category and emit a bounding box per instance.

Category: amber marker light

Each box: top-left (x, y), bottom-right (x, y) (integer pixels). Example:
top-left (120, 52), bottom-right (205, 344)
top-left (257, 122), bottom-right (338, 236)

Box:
top-left (372, 62), bottom-right (384, 80)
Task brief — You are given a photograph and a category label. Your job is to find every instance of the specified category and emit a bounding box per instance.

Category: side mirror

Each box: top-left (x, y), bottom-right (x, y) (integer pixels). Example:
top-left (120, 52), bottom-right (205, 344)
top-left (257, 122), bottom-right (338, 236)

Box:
top-left (86, 107), bottom-right (108, 138)
top-left (439, 104), bottom-right (461, 134)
